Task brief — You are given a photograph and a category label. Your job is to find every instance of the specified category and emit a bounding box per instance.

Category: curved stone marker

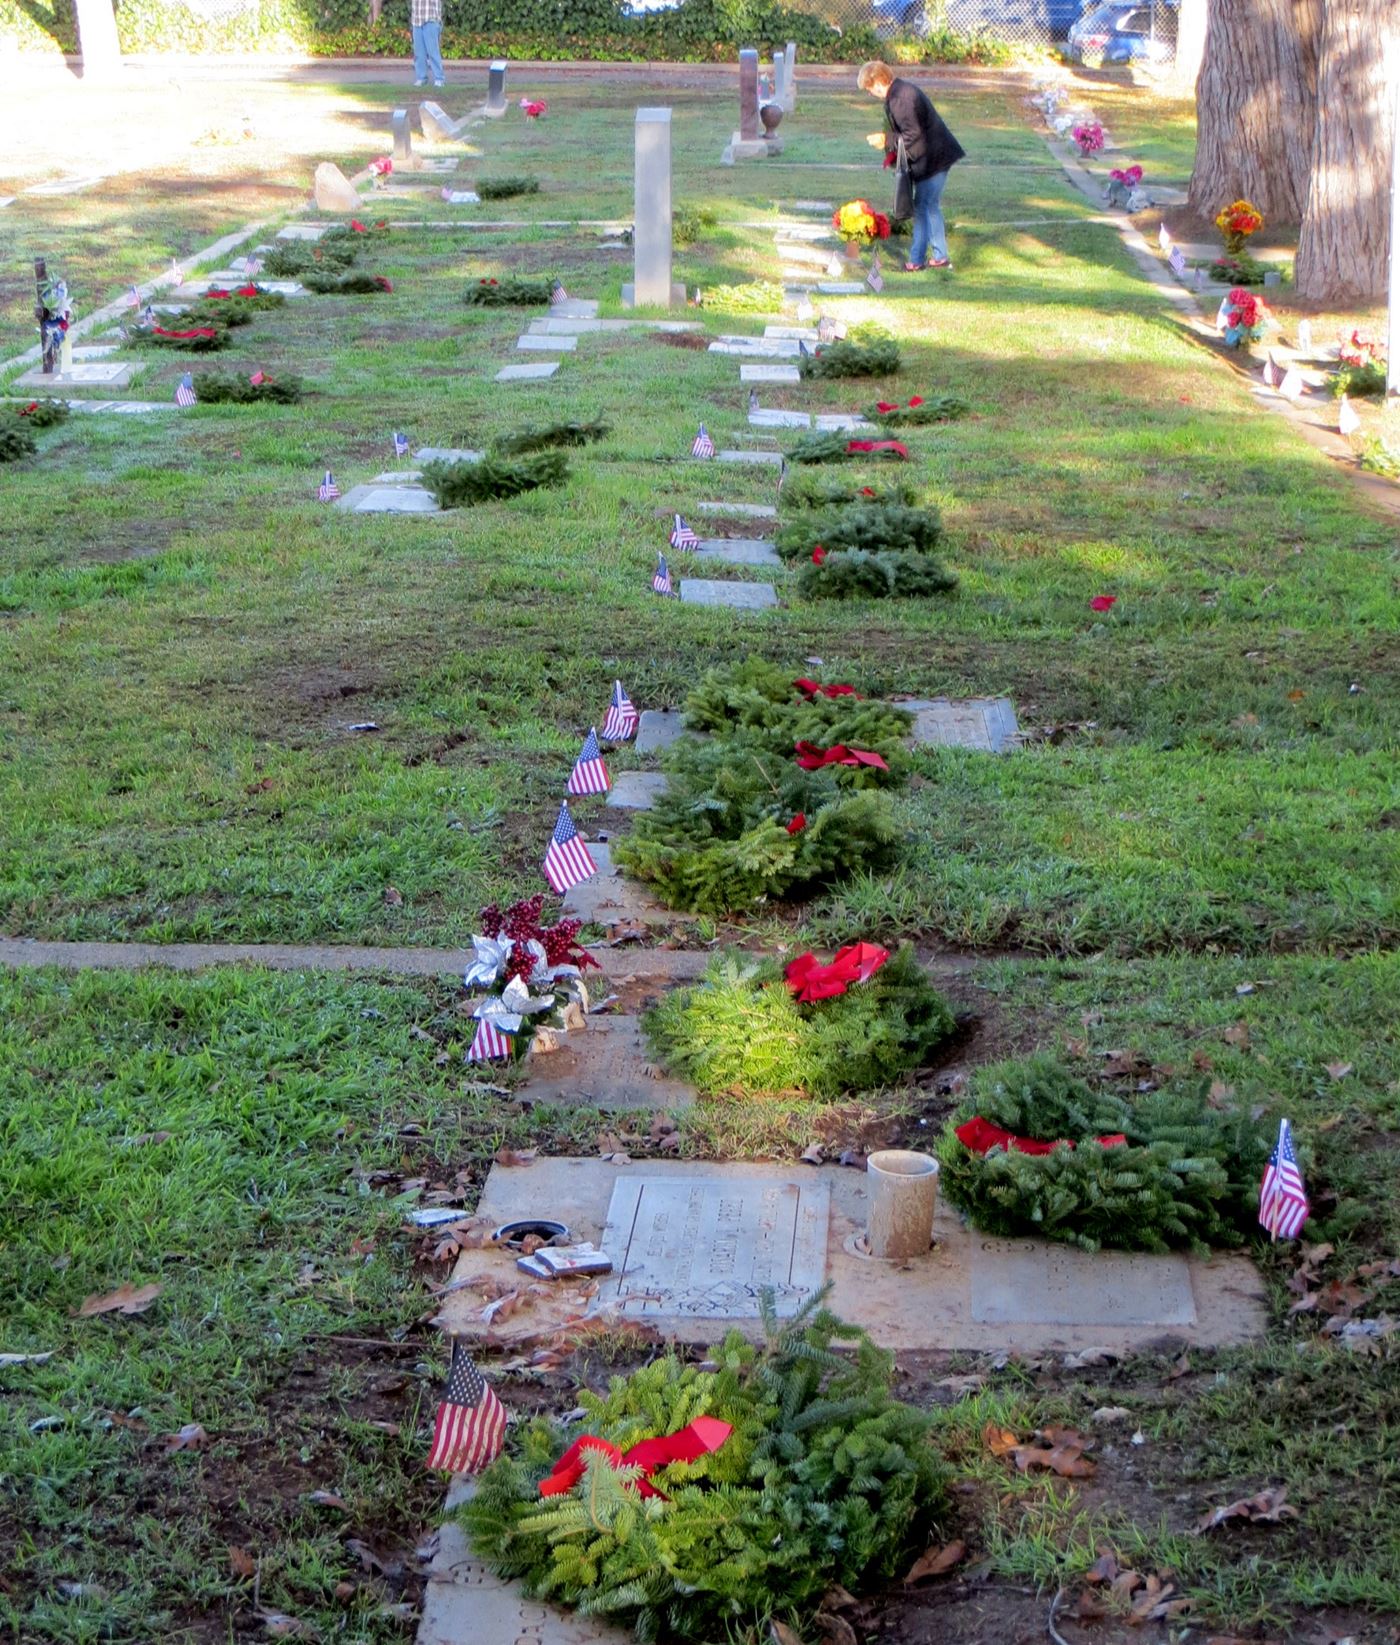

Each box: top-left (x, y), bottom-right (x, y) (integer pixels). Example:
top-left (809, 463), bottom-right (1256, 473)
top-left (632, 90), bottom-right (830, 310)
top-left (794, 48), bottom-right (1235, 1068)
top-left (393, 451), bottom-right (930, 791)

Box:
top-left (313, 162), bottom-right (360, 214)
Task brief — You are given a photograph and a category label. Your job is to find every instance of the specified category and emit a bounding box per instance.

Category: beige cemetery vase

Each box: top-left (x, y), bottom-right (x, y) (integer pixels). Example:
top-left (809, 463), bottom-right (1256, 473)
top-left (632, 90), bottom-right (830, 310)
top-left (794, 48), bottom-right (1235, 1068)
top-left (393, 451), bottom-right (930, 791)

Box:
top-left (865, 1150), bottom-right (939, 1259)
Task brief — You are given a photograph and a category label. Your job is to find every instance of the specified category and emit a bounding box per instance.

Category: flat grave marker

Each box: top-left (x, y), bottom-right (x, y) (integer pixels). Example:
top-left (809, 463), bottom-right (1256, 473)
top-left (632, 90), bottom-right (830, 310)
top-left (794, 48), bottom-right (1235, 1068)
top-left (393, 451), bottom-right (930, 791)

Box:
top-left (559, 841), bottom-right (681, 925)
top-left (519, 1015), bottom-right (695, 1111)
top-left (750, 409), bottom-right (810, 430)
top-left (694, 499), bottom-right (777, 520)
top-left (634, 709), bottom-right (685, 753)
top-left (415, 446), bottom-right (481, 464)
top-left (716, 448), bottom-right (785, 466)
top-left (516, 333), bottom-right (579, 351)
top-left (740, 363), bottom-right (801, 384)
top-left (15, 360), bottom-right (138, 389)
top-left (816, 281), bottom-right (865, 295)
top-left (336, 484), bottom-right (440, 514)
top-left (606, 771), bottom-right (670, 808)
top-left (680, 578), bottom-right (779, 609)
top-left (495, 360), bottom-right (561, 381)
top-left (694, 537), bottom-right (782, 566)
top-left (276, 223), bottom-right (328, 241)
top-left (901, 696), bottom-right (1022, 753)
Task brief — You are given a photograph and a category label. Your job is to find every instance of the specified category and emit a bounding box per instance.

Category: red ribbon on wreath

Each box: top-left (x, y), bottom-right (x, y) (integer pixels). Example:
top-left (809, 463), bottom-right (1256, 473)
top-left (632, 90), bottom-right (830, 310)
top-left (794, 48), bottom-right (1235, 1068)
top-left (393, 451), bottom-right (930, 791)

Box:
top-left (845, 439), bottom-right (909, 459)
top-left (793, 677), bottom-right (860, 699)
top-left (794, 741), bottom-right (889, 772)
top-left (537, 1415), bottom-right (732, 1500)
top-left (954, 1117), bottom-right (1127, 1157)
top-left (785, 941), bottom-right (890, 1002)
top-left (154, 326), bottom-right (219, 339)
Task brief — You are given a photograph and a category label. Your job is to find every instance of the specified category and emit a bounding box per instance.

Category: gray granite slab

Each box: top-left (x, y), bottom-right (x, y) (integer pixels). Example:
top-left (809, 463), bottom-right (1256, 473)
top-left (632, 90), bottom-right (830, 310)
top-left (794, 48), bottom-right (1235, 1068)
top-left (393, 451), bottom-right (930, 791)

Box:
top-left (763, 325), bottom-right (819, 340)
top-left (516, 333), bottom-right (578, 351)
top-left (971, 1240), bottom-right (1196, 1327)
top-left (276, 223), bottom-right (329, 240)
top-left (606, 771), bottom-right (670, 809)
top-left (749, 409), bottom-right (810, 429)
top-left (790, 200), bottom-right (836, 212)
top-left (813, 413), bottom-right (875, 432)
top-left (24, 174), bottom-right (104, 196)
top-left (550, 298), bottom-right (600, 318)
top-left (679, 579), bottom-right (778, 609)
top-left (740, 363), bottom-right (801, 384)
top-left (694, 538), bottom-right (781, 567)
top-left (521, 1015), bottom-right (694, 1111)
top-left (71, 345), bottom-right (119, 361)
top-left (716, 449), bottom-right (784, 466)
top-left (901, 696), bottom-right (1022, 753)
top-left (374, 469), bottom-right (423, 483)
top-left (560, 841), bottom-right (683, 925)
top-left (709, 337), bottom-right (802, 358)
top-left (694, 500), bottom-right (778, 520)
top-left (495, 360), bottom-right (560, 381)
top-left (415, 446), bottom-right (482, 464)
top-left (816, 281), bottom-right (865, 295)
top-left (2, 397), bottom-right (170, 416)
top-left (15, 361), bottom-right (138, 389)
top-left (634, 709), bottom-right (685, 754)
top-left (336, 483), bottom-right (440, 514)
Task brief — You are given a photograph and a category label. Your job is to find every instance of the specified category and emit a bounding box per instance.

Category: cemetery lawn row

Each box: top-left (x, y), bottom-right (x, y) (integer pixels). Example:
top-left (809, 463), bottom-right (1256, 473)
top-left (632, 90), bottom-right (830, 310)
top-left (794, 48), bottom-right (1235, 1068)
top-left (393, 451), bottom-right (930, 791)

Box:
top-left (3, 950), bottom-right (1399, 1640)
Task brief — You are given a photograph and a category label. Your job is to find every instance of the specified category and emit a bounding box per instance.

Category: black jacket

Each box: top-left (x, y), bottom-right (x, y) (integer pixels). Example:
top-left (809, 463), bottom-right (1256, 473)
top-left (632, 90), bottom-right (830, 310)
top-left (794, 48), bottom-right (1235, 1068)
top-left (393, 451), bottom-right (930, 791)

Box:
top-left (884, 77), bottom-right (965, 181)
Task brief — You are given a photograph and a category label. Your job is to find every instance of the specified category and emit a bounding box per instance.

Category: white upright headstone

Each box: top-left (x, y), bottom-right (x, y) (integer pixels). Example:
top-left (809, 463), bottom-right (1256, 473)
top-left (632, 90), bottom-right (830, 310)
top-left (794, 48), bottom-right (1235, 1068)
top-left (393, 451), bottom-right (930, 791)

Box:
top-left (783, 41), bottom-right (797, 112)
top-left (391, 107), bottom-right (413, 167)
top-left (631, 107), bottom-right (674, 309)
top-left (772, 51), bottom-right (786, 111)
top-left (485, 59), bottom-right (508, 117)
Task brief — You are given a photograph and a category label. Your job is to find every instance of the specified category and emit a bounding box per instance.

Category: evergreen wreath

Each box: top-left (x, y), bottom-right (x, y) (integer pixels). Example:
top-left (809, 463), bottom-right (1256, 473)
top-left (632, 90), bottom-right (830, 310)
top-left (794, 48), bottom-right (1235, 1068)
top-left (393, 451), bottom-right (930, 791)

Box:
top-left (261, 240), bottom-right (359, 278)
top-left (0, 421), bottom-right (38, 464)
top-left (463, 275), bottom-right (556, 307)
top-left (683, 657), bottom-right (913, 767)
top-left (4, 399), bottom-right (70, 431)
top-left (779, 473), bottom-right (918, 511)
top-left (786, 430), bottom-right (904, 464)
top-left (460, 1292), bottom-right (947, 1644)
top-left (775, 501), bottom-right (943, 562)
top-left (695, 279), bottom-right (787, 315)
top-left (612, 736), bottom-right (900, 914)
top-left (936, 1054), bottom-right (1271, 1254)
top-left (178, 297), bottom-right (256, 328)
top-left (864, 393), bottom-right (970, 426)
top-left (494, 417), bottom-right (610, 455)
top-left (131, 324), bottom-right (232, 352)
top-left (300, 269), bottom-right (392, 294)
top-left (322, 221), bottom-right (391, 241)
top-left (477, 176), bottom-right (543, 199)
top-left (421, 450), bottom-right (568, 507)
top-left (191, 370), bottom-right (304, 405)
top-left (797, 550), bottom-right (958, 600)
top-left (645, 946), bottom-right (955, 1099)
top-left (798, 339), bottom-right (901, 380)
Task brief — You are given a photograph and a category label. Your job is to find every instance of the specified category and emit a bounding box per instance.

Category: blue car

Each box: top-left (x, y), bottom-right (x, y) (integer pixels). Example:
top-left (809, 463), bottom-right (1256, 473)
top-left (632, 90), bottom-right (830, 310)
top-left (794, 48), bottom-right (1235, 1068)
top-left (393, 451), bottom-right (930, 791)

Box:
top-left (1066, 0), bottom-right (1177, 63)
top-left (872, 0), bottom-right (1087, 39)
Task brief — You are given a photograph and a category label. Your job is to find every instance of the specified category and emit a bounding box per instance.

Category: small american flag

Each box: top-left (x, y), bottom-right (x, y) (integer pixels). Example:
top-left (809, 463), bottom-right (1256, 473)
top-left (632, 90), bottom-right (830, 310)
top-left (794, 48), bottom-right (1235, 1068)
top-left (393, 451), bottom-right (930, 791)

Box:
top-left (602, 680), bottom-right (638, 741)
top-left (866, 249), bottom-right (884, 293)
top-left (652, 553), bottom-right (673, 596)
top-left (174, 373), bottom-right (197, 408)
top-left (669, 514), bottom-right (699, 552)
top-left (1262, 352), bottom-right (1277, 387)
top-left (1278, 365), bottom-right (1305, 400)
top-left (1259, 1118), bottom-right (1309, 1241)
top-left (1338, 393), bottom-right (1361, 436)
top-left (1297, 319), bottom-right (1313, 355)
top-left (317, 470), bottom-right (340, 501)
top-left (126, 285), bottom-right (140, 309)
top-left (748, 388), bottom-right (759, 414)
top-left (567, 727), bottom-right (610, 796)
top-left (142, 304), bottom-right (156, 326)
top-left (467, 1017), bottom-right (513, 1063)
top-left (1157, 223), bottom-right (1172, 253)
top-left (550, 278), bottom-right (568, 306)
top-left (393, 431), bottom-right (409, 458)
top-left (426, 1339), bottom-right (508, 1474)
top-left (245, 257), bottom-right (263, 277)
top-left (543, 801), bottom-right (596, 894)
top-left (1167, 245), bottom-right (1187, 279)
top-left (1215, 297), bottom-right (1232, 330)
top-left (818, 315), bottom-right (838, 344)
top-left (691, 424), bottom-right (714, 459)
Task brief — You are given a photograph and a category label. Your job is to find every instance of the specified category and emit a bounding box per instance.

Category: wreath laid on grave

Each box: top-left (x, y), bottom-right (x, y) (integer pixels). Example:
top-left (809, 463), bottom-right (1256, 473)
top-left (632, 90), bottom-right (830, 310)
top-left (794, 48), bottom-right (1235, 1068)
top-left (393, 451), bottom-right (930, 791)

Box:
top-left (695, 279), bottom-right (787, 316)
top-left (131, 323), bottom-right (233, 353)
top-left (477, 175), bottom-right (542, 200)
top-left (460, 894), bottom-right (598, 1061)
top-left (644, 944), bottom-right (954, 1099)
top-left (262, 240), bottom-right (360, 278)
top-left (201, 283), bottom-right (288, 312)
top-left (786, 430), bottom-right (908, 464)
top-left (494, 417), bottom-right (609, 455)
top-left (797, 550), bottom-right (958, 600)
top-left (192, 369), bottom-right (304, 405)
top-left (5, 398), bottom-right (70, 431)
top-left (461, 1294), bottom-right (947, 1645)
top-left (863, 393), bottom-right (969, 427)
top-left (1208, 252), bottom-right (1271, 288)
top-left (683, 658), bottom-right (912, 773)
top-left (779, 473), bottom-right (917, 511)
top-left (327, 220), bottom-right (391, 241)
top-left (936, 1054), bottom-right (1271, 1254)
top-left (613, 734), bottom-right (900, 914)
top-left (421, 450), bottom-right (568, 507)
top-left (462, 275), bottom-right (556, 308)
top-left (798, 339), bottom-right (901, 380)
top-left (774, 500), bottom-right (943, 562)
top-left (0, 420), bottom-right (38, 464)
top-left (300, 269), bottom-right (394, 294)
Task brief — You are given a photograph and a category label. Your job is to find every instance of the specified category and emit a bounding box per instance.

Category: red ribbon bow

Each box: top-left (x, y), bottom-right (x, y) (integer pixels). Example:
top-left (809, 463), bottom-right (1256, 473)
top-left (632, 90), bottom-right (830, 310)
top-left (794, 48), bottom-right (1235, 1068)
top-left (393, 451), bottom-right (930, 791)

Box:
top-left (785, 941), bottom-right (890, 1002)
top-left (786, 812), bottom-right (807, 834)
top-left (846, 439), bottom-right (909, 459)
top-left (811, 547), bottom-right (827, 565)
top-left (954, 1117), bottom-right (1128, 1157)
top-left (875, 401), bottom-right (897, 412)
top-left (18, 401), bottom-right (38, 416)
top-left (908, 396), bottom-right (924, 407)
top-left (249, 371), bottom-right (266, 386)
top-left (351, 217), bottom-right (369, 230)
top-left (1090, 595), bottom-right (1117, 612)
top-left (374, 276), bottom-right (394, 292)
top-left (235, 284), bottom-right (261, 298)
top-left (794, 741), bottom-right (889, 772)
top-left (538, 1416), bottom-right (732, 1500)
top-left (205, 288), bottom-right (232, 299)
top-left (154, 326), bottom-right (219, 339)
top-left (793, 678), bottom-right (859, 699)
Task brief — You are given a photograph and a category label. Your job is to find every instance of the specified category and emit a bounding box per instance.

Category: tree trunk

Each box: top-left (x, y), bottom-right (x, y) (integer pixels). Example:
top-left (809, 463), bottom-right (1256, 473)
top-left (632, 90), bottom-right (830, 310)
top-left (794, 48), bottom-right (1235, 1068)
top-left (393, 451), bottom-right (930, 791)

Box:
top-left (1167, 0), bottom-right (1209, 97)
top-left (73, 0), bottom-right (122, 80)
top-left (1186, 0), bottom-right (1322, 223)
top-left (1294, 0), bottom-right (1399, 300)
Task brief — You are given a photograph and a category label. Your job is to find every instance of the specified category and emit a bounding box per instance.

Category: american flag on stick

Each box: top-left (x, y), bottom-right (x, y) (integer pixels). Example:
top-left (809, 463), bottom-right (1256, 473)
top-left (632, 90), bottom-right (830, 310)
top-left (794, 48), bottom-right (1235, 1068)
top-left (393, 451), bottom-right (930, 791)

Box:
top-left (1157, 222), bottom-right (1172, 253)
top-left (1259, 1118), bottom-right (1309, 1241)
top-left (126, 285), bottom-right (140, 309)
top-left (691, 424), bottom-right (715, 459)
top-left (550, 277), bottom-right (568, 306)
top-left (566, 727), bottom-right (610, 796)
top-left (866, 248), bottom-right (884, 293)
top-left (174, 373), bottom-right (197, 408)
top-left (425, 1339), bottom-right (508, 1474)
top-left (317, 470), bottom-right (341, 501)
top-left (1262, 352), bottom-right (1277, 387)
top-left (393, 431), bottom-right (410, 458)
top-left (543, 801), bottom-right (596, 894)
top-left (669, 513), bottom-right (699, 552)
top-left (652, 553), bottom-right (673, 596)
top-left (1167, 244), bottom-right (1187, 279)
top-left (467, 1017), bottom-right (513, 1063)
top-left (602, 680), bottom-right (638, 741)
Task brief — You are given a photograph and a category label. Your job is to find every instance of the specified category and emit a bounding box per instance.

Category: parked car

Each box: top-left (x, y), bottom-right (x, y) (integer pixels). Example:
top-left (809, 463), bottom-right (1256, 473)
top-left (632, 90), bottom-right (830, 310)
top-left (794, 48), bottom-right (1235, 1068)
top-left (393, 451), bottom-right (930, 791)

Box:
top-left (1066, 0), bottom-right (1177, 64)
top-left (872, 0), bottom-right (1087, 38)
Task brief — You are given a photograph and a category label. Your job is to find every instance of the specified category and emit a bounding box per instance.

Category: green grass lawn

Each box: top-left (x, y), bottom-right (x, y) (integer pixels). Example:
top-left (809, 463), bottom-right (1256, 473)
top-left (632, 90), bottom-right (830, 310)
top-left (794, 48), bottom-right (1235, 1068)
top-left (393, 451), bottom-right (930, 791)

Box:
top-left (2, 67), bottom-right (1399, 1645)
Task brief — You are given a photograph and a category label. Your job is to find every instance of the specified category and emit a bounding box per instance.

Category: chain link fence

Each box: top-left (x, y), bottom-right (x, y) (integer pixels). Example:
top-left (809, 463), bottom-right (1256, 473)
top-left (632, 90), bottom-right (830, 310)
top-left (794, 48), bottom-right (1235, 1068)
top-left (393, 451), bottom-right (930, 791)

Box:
top-left (819, 0), bottom-right (1178, 60)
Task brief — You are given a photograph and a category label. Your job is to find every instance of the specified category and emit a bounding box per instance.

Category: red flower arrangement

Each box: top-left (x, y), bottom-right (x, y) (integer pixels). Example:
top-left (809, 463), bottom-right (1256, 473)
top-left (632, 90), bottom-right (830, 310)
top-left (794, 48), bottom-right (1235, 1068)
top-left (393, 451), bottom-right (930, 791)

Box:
top-left (832, 199), bottom-right (891, 248)
top-left (1340, 329), bottom-right (1384, 369)
top-left (811, 546), bottom-right (827, 565)
top-left (520, 99), bottom-right (548, 119)
top-left (1089, 595), bottom-right (1117, 612)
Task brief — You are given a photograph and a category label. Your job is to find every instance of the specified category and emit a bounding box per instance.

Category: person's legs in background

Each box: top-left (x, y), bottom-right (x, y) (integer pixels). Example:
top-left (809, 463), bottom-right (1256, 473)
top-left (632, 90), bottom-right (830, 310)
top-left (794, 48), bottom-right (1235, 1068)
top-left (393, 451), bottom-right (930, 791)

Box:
top-left (411, 23), bottom-right (428, 84)
top-left (421, 18), bottom-right (444, 85)
top-left (918, 169), bottom-right (951, 267)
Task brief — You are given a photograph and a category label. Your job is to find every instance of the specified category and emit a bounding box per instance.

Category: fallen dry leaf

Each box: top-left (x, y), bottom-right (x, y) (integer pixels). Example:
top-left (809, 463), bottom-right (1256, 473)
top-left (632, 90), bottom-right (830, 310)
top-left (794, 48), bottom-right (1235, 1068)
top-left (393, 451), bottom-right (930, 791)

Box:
top-left (1196, 1484), bottom-right (1299, 1533)
top-left (1012, 1443), bottom-right (1097, 1478)
top-left (1084, 1550), bottom-right (1119, 1585)
top-left (1325, 1061), bottom-right (1354, 1080)
top-left (815, 1612), bottom-right (857, 1645)
top-left (162, 1423), bottom-right (208, 1453)
top-left (983, 1423), bottom-right (1020, 1457)
top-left (383, 885), bottom-right (403, 908)
top-left (605, 921), bottom-right (647, 946)
top-left (769, 1622), bottom-right (805, 1645)
top-left (481, 1290), bottom-right (521, 1327)
top-left (1110, 1569), bottom-right (1144, 1598)
top-left (345, 1537), bottom-right (388, 1575)
top-left (262, 1614), bottom-right (312, 1638)
top-left (1223, 1022), bottom-right (1251, 1049)
top-left (493, 1148), bottom-right (537, 1168)
top-left (904, 1538), bottom-right (966, 1583)
top-left (649, 1113), bottom-right (678, 1142)
top-left (800, 1143), bottom-right (825, 1165)
top-left (308, 1490), bottom-right (349, 1510)
top-left (74, 1282), bottom-right (163, 1319)
top-left (228, 1546), bottom-right (257, 1578)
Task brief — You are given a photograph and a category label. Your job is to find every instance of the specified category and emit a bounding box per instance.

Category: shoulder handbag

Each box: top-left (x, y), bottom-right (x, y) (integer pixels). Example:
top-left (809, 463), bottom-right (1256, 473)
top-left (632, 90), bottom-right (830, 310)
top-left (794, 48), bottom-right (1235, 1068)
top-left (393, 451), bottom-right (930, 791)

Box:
top-left (893, 137), bottom-right (914, 224)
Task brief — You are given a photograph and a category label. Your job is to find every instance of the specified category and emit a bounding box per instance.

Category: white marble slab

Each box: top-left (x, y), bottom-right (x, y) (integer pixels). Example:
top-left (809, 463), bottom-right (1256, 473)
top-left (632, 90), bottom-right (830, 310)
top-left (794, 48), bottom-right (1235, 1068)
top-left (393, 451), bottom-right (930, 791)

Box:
top-left (739, 363), bottom-right (801, 384)
top-left (516, 333), bottom-right (578, 351)
top-left (495, 360), bottom-right (561, 381)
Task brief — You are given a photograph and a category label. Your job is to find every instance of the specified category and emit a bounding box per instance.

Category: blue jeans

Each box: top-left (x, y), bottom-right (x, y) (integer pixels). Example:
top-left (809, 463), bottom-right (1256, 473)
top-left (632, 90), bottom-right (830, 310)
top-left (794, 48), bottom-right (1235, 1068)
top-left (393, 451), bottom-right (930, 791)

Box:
top-left (910, 169), bottom-right (950, 266)
top-left (412, 19), bottom-right (443, 84)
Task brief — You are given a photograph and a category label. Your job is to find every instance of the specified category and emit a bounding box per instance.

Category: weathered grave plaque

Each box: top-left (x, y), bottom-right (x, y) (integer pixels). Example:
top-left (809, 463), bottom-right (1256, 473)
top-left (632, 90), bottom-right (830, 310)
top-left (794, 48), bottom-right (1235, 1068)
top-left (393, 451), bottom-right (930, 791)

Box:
top-left (521, 1015), bottom-right (694, 1111)
top-left (598, 1176), bottom-right (830, 1318)
top-left (516, 333), bottom-right (578, 351)
top-left (495, 360), bottom-right (560, 381)
top-left (680, 579), bottom-right (778, 609)
top-left (276, 223), bottom-right (329, 241)
top-left (695, 538), bottom-right (781, 566)
top-left (716, 448), bottom-right (785, 466)
top-left (813, 413), bottom-right (874, 432)
top-left (902, 696), bottom-right (1021, 753)
top-left (764, 324), bottom-right (819, 340)
top-left (485, 59), bottom-right (508, 117)
top-left (749, 409), bottom-right (810, 430)
top-left (559, 841), bottom-right (681, 925)
top-left (15, 361), bottom-right (137, 389)
top-left (816, 281), bottom-right (864, 295)
top-left (415, 446), bottom-right (481, 464)
top-left (392, 107), bottom-right (414, 168)
top-left (971, 1239), bottom-right (1197, 1328)
top-left (606, 770), bottom-right (670, 808)
top-left (634, 709), bottom-right (684, 753)
top-left (337, 484), bottom-right (439, 514)
top-left (740, 363), bottom-right (801, 384)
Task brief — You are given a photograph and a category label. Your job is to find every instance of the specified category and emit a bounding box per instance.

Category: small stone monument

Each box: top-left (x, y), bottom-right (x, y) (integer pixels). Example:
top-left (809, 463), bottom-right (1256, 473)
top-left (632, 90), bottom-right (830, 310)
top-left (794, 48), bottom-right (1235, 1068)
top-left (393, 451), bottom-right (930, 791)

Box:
top-left (622, 108), bottom-right (684, 309)
top-left (485, 59), bottom-right (508, 118)
top-left (313, 162), bottom-right (361, 213)
top-left (772, 50), bottom-right (786, 111)
top-left (419, 100), bottom-right (461, 143)
top-left (391, 107), bottom-right (418, 171)
top-left (783, 42), bottom-right (797, 112)
top-left (728, 48), bottom-right (779, 161)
